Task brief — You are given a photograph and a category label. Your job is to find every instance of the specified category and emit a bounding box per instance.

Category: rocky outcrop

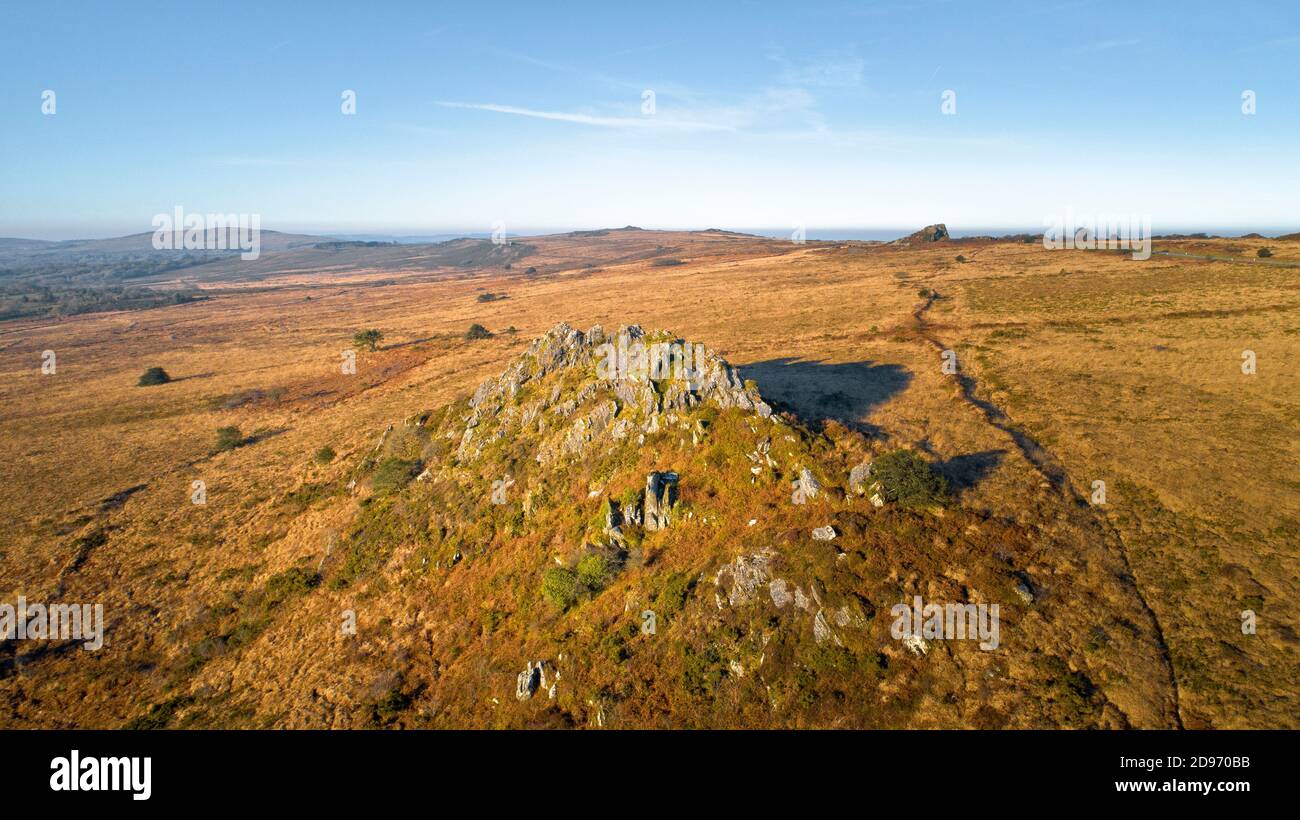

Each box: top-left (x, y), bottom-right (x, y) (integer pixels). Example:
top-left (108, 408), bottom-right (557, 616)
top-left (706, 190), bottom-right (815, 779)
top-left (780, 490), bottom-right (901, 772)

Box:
top-left (454, 323), bottom-right (773, 467)
top-left (848, 461), bottom-right (873, 495)
top-left (643, 471), bottom-right (679, 531)
top-left (890, 223), bottom-right (949, 245)
top-left (515, 660), bottom-right (544, 700)
top-left (791, 468), bottom-right (821, 505)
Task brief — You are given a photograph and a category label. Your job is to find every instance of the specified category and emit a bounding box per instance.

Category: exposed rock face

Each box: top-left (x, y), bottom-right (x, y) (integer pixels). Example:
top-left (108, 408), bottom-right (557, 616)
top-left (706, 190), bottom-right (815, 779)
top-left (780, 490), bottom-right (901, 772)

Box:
top-left (714, 550), bottom-right (775, 607)
top-left (454, 323), bottom-right (772, 467)
top-left (515, 660), bottom-right (544, 700)
top-left (791, 468), bottom-right (821, 505)
top-left (643, 471), bottom-right (679, 531)
top-left (849, 461), bottom-right (874, 495)
top-left (891, 223), bottom-right (950, 245)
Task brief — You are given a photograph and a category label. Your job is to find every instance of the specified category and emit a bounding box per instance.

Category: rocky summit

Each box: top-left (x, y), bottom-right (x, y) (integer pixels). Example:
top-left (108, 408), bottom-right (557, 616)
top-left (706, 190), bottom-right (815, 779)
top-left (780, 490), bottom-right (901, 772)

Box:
top-left (254, 321), bottom-right (1181, 729)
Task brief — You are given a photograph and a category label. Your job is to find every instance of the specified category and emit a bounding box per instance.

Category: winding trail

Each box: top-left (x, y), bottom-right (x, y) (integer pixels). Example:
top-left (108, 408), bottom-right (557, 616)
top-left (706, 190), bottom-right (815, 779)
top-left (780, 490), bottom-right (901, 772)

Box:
top-left (911, 292), bottom-right (1185, 729)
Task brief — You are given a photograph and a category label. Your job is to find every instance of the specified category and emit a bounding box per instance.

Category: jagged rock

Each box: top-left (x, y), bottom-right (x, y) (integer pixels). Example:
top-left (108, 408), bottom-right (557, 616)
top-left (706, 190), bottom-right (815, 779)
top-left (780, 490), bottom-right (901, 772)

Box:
top-left (1014, 579), bottom-right (1036, 604)
top-left (849, 461), bottom-right (874, 494)
top-left (793, 586), bottom-right (813, 611)
top-left (834, 604), bottom-right (868, 628)
top-left (769, 578), bottom-right (792, 608)
top-left (813, 610), bottom-right (839, 645)
top-left (515, 661), bottom-right (543, 700)
top-left (715, 550), bottom-right (775, 607)
top-left (891, 223), bottom-right (949, 245)
top-left (902, 634), bottom-right (929, 656)
top-left (812, 525), bottom-right (837, 541)
top-left (868, 482), bottom-right (886, 508)
top-left (643, 471), bottom-right (679, 531)
top-left (791, 468), bottom-right (821, 505)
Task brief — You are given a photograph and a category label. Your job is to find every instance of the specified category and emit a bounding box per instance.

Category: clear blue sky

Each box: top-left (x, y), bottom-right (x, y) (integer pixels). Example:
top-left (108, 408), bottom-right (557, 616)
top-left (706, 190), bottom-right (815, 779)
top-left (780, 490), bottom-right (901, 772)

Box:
top-left (3, 0), bottom-right (1298, 239)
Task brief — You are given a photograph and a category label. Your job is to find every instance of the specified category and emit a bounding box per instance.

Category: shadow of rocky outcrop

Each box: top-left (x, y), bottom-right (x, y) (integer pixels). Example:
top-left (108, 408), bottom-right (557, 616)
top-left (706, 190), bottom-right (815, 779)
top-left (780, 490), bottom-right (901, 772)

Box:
top-left (737, 358), bottom-right (911, 433)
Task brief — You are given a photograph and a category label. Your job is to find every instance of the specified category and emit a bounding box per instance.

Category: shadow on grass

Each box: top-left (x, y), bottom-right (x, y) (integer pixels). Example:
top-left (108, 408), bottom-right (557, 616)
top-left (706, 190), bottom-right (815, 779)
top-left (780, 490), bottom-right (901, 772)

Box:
top-left (937, 449), bottom-right (1006, 493)
top-left (738, 358), bottom-right (912, 434)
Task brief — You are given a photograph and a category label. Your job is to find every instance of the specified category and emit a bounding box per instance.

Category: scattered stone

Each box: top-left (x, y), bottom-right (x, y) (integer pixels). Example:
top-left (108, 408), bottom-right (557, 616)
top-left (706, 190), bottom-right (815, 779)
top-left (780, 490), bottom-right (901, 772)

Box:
top-left (812, 525), bottom-right (837, 541)
top-left (902, 634), bottom-right (929, 656)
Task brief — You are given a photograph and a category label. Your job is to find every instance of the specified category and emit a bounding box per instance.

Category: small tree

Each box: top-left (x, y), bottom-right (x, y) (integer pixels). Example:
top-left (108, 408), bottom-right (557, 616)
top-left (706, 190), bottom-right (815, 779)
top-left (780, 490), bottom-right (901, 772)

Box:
top-left (871, 449), bottom-right (949, 509)
top-left (352, 329), bottom-right (383, 351)
top-left (465, 323), bottom-right (493, 340)
top-left (215, 426), bottom-right (244, 452)
top-left (137, 366), bottom-right (171, 386)
top-left (1257, 247), bottom-right (1273, 258)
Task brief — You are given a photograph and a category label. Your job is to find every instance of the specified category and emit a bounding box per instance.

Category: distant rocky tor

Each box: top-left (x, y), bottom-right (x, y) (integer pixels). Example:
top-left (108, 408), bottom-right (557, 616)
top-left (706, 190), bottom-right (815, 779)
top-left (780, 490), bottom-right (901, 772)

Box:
top-left (288, 321), bottom-right (1182, 728)
top-left (890, 223), bottom-right (950, 245)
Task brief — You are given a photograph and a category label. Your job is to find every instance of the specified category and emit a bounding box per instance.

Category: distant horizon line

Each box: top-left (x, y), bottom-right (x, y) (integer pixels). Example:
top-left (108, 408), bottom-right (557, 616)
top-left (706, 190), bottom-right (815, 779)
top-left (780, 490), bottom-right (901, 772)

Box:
top-left (5, 223), bottom-right (1300, 243)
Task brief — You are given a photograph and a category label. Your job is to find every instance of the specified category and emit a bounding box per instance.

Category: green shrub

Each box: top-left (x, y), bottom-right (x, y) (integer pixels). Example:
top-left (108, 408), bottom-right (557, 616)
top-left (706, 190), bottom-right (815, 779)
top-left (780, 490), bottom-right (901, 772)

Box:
top-left (465, 323), bottom-right (493, 340)
top-left (1257, 247), bottom-right (1273, 258)
top-left (263, 567), bottom-right (321, 607)
top-left (577, 553), bottom-right (610, 591)
top-left (371, 457), bottom-right (420, 494)
top-left (871, 449), bottom-right (949, 509)
top-left (654, 571), bottom-right (694, 618)
top-left (353, 329), bottom-right (383, 351)
top-left (214, 426), bottom-right (244, 452)
top-left (137, 366), bottom-right (171, 386)
top-left (541, 567), bottom-right (579, 610)
top-left (314, 445), bottom-right (336, 465)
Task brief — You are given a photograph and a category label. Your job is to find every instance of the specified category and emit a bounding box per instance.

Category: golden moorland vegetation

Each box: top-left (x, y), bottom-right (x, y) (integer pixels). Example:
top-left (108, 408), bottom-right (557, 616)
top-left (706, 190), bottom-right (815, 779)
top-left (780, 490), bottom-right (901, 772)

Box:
top-left (0, 229), bottom-right (1295, 728)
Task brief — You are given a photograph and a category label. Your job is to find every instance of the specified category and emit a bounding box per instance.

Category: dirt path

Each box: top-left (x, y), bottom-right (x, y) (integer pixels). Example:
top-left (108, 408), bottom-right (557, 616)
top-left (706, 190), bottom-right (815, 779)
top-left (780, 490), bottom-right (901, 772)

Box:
top-left (911, 292), bottom-right (1185, 728)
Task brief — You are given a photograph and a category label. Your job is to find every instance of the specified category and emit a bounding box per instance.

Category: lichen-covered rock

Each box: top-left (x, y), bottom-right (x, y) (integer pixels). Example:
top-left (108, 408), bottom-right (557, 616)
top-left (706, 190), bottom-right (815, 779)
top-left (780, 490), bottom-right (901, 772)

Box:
top-left (791, 468), bottom-right (821, 505)
top-left (849, 461), bottom-right (874, 494)
top-left (454, 323), bottom-right (774, 469)
top-left (515, 660), bottom-right (544, 700)
top-left (643, 471), bottom-right (679, 531)
top-left (714, 550), bottom-right (775, 607)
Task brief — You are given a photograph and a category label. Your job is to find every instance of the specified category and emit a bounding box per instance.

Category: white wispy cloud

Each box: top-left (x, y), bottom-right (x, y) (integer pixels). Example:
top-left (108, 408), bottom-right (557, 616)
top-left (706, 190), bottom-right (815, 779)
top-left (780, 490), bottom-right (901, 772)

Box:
top-left (433, 101), bottom-right (733, 132)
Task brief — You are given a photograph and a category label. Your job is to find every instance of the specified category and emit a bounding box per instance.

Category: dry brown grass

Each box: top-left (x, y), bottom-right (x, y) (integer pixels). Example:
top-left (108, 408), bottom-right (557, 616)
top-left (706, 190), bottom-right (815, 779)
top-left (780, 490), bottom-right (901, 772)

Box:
top-left (0, 230), bottom-right (1294, 728)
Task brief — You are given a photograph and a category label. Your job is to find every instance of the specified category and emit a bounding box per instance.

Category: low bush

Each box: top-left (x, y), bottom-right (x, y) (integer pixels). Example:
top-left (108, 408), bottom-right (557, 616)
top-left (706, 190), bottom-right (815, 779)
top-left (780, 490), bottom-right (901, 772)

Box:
top-left (871, 449), bottom-right (949, 509)
top-left (214, 426), bottom-right (244, 452)
top-left (137, 367), bottom-right (171, 386)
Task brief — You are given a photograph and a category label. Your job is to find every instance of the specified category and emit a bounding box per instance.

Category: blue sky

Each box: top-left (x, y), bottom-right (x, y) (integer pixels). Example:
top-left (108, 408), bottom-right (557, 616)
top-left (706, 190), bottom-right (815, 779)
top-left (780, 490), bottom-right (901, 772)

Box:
top-left (2, 0), bottom-right (1298, 239)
